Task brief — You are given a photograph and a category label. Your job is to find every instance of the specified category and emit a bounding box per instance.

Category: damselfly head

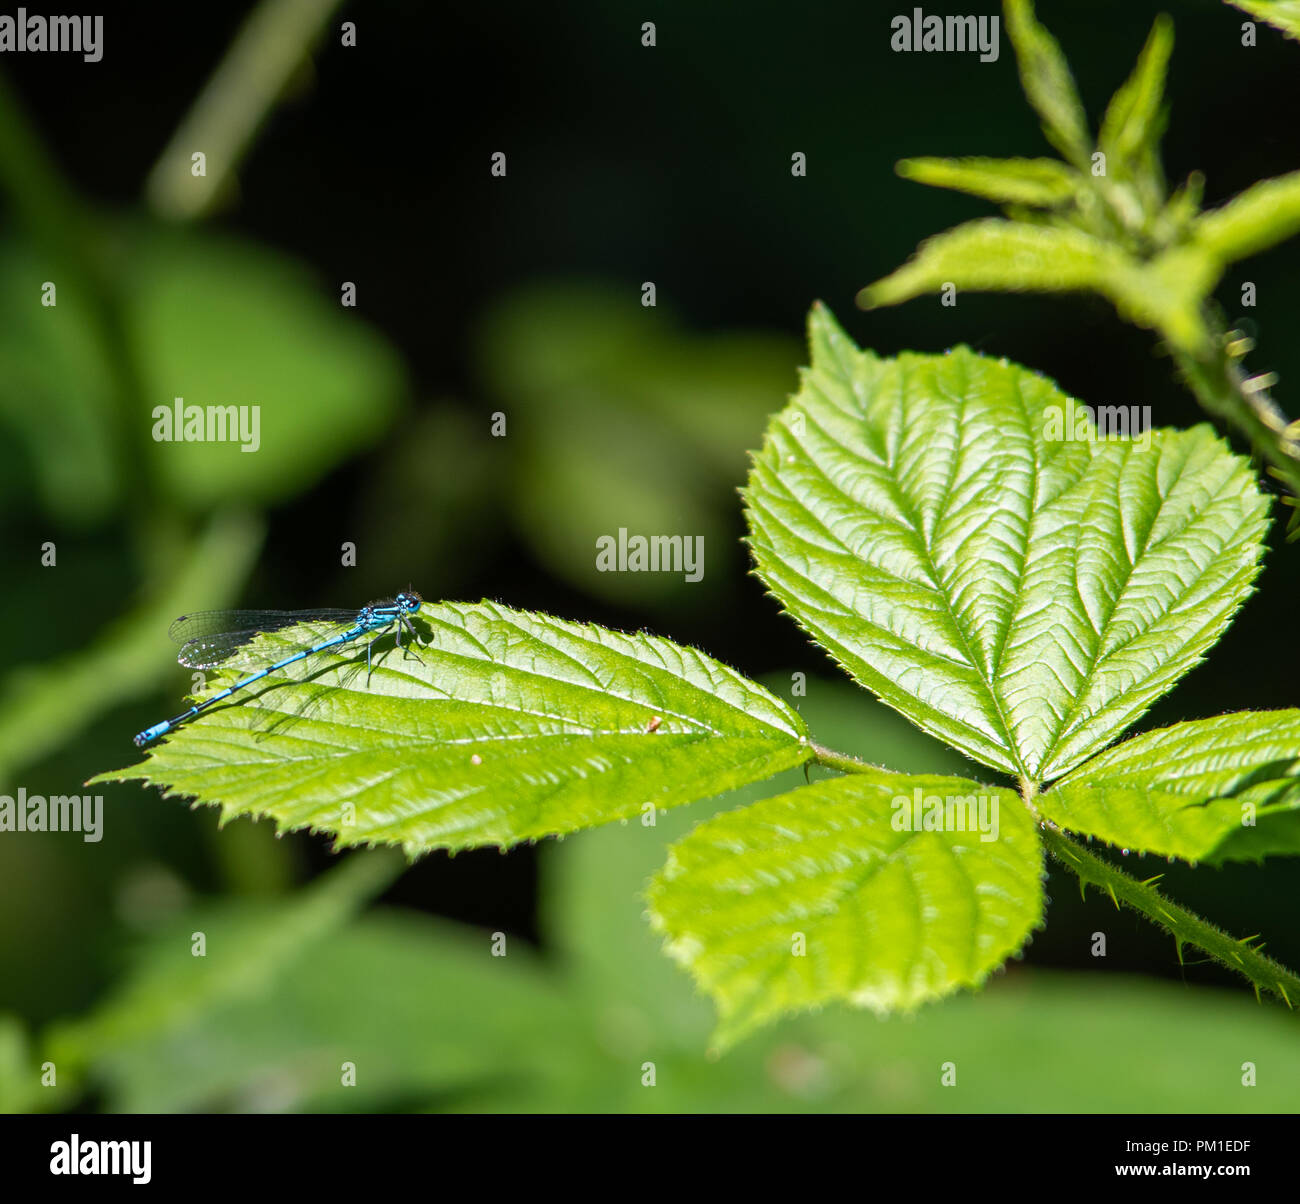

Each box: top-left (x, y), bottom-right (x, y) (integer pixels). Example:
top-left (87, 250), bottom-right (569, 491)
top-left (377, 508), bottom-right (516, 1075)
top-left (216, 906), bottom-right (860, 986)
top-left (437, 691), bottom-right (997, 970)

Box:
top-left (398, 589), bottom-right (423, 612)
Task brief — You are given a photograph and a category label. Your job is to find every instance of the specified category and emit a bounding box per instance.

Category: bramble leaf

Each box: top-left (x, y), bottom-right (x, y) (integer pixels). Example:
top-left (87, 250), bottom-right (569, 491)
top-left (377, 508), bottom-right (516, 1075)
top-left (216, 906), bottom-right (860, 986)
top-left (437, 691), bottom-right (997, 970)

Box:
top-left (856, 218), bottom-right (1216, 351)
top-left (744, 305), bottom-right (1270, 781)
top-left (93, 601), bottom-right (811, 853)
top-left (1191, 170), bottom-right (1300, 267)
top-left (1043, 710), bottom-right (1300, 863)
top-left (866, 2), bottom-right (1300, 500)
top-left (647, 770), bottom-right (1043, 1049)
top-left (1004, 0), bottom-right (1092, 168)
top-left (1098, 16), bottom-right (1173, 187)
top-left (895, 157), bottom-right (1078, 208)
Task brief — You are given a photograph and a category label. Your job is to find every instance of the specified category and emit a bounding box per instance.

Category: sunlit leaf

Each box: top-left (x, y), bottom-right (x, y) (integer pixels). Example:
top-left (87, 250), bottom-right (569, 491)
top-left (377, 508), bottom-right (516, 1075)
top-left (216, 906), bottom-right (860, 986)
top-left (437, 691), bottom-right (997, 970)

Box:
top-left (1098, 16), bottom-right (1173, 186)
top-left (93, 601), bottom-right (811, 853)
top-left (1191, 170), bottom-right (1300, 266)
top-left (744, 305), bottom-right (1270, 781)
top-left (546, 672), bottom-right (974, 1052)
top-left (896, 157), bottom-right (1078, 208)
top-left (857, 217), bottom-right (1216, 351)
top-left (648, 770), bottom-right (1043, 1049)
top-left (1042, 710), bottom-right (1300, 862)
top-left (1004, 0), bottom-right (1092, 168)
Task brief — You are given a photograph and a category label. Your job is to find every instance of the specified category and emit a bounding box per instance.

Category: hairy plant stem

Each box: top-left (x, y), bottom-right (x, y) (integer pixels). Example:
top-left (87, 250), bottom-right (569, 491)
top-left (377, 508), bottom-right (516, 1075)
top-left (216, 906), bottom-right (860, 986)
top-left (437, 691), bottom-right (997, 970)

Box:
top-left (1040, 825), bottom-right (1300, 1009)
top-left (1175, 307), bottom-right (1300, 514)
top-left (807, 742), bottom-right (888, 775)
top-left (810, 742), bottom-right (1300, 1008)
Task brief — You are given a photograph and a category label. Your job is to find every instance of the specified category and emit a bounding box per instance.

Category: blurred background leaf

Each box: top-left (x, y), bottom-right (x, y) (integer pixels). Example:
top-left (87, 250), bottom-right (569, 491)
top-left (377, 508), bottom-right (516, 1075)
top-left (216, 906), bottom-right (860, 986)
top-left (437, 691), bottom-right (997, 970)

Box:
top-left (476, 281), bottom-right (798, 609)
top-left (0, 237), bottom-right (117, 526)
top-left (0, 224), bottom-right (405, 519)
top-left (0, 1013), bottom-right (36, 1113)
top-left (128, 226), bottom-right (406, 509)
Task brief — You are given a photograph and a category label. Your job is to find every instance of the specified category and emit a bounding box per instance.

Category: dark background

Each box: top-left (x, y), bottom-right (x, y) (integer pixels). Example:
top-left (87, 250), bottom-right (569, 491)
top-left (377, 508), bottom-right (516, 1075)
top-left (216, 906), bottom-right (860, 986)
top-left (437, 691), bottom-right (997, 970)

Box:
top-left (2, 0), bottom-right (1298, 1065)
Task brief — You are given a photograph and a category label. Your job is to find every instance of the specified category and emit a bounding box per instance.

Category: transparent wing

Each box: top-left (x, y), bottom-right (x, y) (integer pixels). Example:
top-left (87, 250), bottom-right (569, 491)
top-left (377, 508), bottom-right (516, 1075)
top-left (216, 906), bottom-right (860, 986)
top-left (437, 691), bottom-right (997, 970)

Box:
top-left (246, 630), bottom-right (430, 743)
top-left (168, 609), bottom-right (359, 669)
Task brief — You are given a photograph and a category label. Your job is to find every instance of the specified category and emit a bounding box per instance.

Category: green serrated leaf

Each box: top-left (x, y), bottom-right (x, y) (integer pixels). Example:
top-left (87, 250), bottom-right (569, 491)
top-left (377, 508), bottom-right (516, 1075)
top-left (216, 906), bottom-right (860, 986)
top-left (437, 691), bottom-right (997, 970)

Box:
top-left (93, 601), bottom-right (811, 853)
top-left (1044, 710), bottom-right (1300, 862)
top-left (896, 157), bottom-right (1079, 208)
top-left (857, 217), bottom-right (1216, 351)
top-left (744, 305), bottom-right (1270, 781)
top-left (1191, 170), bottom-right (1300, 267)
top-left (1227, 0), bottom-right (1300, 42)
top-left (858, 218), bottom-right (1125, 304)
top-left (1041, 783), bottom-right (1247, 864)
top-left (647, 770), bottom-right (1044, 1049)
top-left (1004, 0), bottom-right (1092, 168)
top-left (1098, 16), bottom-right (1173, 181)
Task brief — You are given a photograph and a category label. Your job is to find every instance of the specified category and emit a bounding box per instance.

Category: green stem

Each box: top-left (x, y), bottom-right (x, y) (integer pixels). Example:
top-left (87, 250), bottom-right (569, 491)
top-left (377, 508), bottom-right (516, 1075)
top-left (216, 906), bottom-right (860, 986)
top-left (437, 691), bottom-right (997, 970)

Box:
top-left (1174, 306), bottom-right (1300, 513)
top-left (1041, 825), bottom-right (1300, 1009)
top-left (146, 0), bottom-right (345, 220)
top-left (809, 742), bottom-right (888, 775)
top-left (811, 741), bottom-right (1300, 1008)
